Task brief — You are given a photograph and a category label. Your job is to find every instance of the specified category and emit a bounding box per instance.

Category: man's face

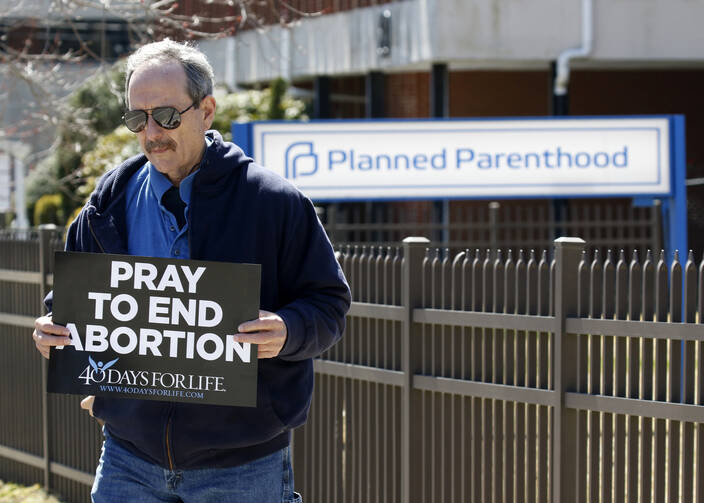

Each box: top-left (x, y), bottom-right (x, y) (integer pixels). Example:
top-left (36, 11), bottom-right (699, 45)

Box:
top-left (127, 60), bottom-right (216, 186)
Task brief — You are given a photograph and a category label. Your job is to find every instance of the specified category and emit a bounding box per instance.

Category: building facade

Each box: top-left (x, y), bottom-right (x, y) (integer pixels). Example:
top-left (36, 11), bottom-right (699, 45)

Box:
top-left (198, 0), bottom-right (704, 252)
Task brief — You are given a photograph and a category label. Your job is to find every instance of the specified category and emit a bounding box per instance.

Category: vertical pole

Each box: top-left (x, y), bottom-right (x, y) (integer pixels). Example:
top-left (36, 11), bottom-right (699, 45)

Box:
top-left (550, 61), bottom-right (568, 242)
top-left (667, 116), bottom-right (688, 331)
top-left (327, 204), bottom-right (337, 244)
top-left (401, 237), bottom-right (429, 503)
top-left (365, 71), bottom-right (385, 119)
top-left (366, 71), bottom-right (385, 242)
top-left (552, 237), bottom-right (585, 502)
top-left (38, 224), bottom-right (54, 490)
top-left (489, 202), bottom-right (500, 252)
top-left (439, 201), bottom-right (450, 246)
top-left (668, 115), bottom-right (687, 262)
top-left (430, 63), bottom-right (450, 245)
top-left (652, 199), bottom-right (663, 256)
top-left (550, 61), bottom-right (569, 116)
top-left (430, 63), bottom-right (449, 118)
top-left (313, 76), bottom-right (336, 234)
top-left (13, 155), bottom-right (29, 229)
top-left (665, 115), bottom-right (688, 404)
top-left (314, 76), bottom-right (331, 119)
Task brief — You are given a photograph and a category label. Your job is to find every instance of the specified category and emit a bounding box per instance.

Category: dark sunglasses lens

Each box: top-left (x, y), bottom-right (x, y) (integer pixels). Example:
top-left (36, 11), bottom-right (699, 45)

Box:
top-left (124, 110), bottom-right (147, 132)
top-left (152, 107), bottom-right (181, 129)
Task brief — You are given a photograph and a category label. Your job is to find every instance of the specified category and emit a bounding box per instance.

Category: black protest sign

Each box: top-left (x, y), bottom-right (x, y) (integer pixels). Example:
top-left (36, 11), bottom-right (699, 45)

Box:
top-left (48, 252), bottom-right (261, 407)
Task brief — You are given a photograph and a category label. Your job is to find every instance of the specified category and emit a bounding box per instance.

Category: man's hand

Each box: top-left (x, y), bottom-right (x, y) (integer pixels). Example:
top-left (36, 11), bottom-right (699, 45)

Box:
top-left (81, 395), bottom-right (105, 425)
top-left (81, 395), bottom-right (95, 416)
top-left (33, 315), bottom-right (71, 359)
top-left (233, 310), bottom-right (287, 359)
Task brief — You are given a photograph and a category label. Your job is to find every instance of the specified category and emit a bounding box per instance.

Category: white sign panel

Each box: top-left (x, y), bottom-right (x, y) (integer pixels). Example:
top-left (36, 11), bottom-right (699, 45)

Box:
top-left (251, 118), bottom-right (671, 200)
top-left (0, 154), bottom-right (10, 212)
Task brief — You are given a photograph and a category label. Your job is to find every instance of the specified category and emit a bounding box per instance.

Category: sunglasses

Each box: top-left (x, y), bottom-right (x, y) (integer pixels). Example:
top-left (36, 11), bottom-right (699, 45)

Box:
top-left (123, 103), bottom-right (196, 133)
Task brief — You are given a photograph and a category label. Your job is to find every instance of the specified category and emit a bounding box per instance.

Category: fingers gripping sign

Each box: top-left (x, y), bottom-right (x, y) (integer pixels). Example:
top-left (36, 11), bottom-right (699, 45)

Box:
top-left (33, 315), bottom-right (72, 360)
top-left (233, 310), bottom-right (287, 359)
top-left (81, 395), bottom-right (95, 415)
top-left (81, 395), bottom-right (105, 425)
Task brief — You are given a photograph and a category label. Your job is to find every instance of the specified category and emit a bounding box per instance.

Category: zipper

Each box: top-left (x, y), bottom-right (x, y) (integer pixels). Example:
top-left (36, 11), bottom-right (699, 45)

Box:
top-left (86, 167), bottom-right (181, 471)
top-left (186, 205), bottom-right (192, 259)
top-left (187, 166), bottom-right (200, 259)
top-left (165, 407), bottom-right (175, 471)
top-left (87, 211), bottom-right (106, 253)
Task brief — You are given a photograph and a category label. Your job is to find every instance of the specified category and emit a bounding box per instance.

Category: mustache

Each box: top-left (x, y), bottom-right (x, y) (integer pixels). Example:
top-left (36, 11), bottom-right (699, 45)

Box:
top-left (145, 139), bottom-right (176, 153)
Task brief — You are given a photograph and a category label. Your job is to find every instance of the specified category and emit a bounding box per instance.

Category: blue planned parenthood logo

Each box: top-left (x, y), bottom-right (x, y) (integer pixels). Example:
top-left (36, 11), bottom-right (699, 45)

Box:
top-left (284, 141), bottom-right (318, 179)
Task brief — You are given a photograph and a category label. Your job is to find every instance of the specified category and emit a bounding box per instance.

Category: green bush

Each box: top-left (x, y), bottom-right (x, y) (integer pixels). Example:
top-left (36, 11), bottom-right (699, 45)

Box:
top-left (33, 194), bottom-right (65, 226)
top-left (69, 64), bottom-right (126, 137)
top-left (26, 61), bottom-right (127, 223)
top-left (78, 126), bottom-right (141, 200)
top-left (0, 479), bottom-right (64, 502)
top-left (210, 79), bottom-right (307, 141)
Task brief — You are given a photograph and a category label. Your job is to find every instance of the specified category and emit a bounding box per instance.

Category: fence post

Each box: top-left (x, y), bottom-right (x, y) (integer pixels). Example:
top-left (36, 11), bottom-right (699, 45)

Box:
top-left (552, 237), bottom-right (585, 502)
top-left (401, 237), bottom-right (429, 503)
top-left (489, 202), bottom-right (500, 251)
top-left (327, 204), bottom-right (337, 244)
top-left (652, 199), bottom-right (663, 255)
top-left (38, 224), bottom-right (55, 490)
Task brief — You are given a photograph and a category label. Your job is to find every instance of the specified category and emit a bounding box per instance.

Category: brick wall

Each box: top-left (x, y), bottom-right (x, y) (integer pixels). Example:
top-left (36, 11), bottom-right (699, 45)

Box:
top-left (449, 70), bottom-right (551, 117)
top-left (385, 72), bottom-right (430, 118)
top-left (571, 70), bottom-right (704, 176)
top-left (312, 67), bottom-right (704, 251)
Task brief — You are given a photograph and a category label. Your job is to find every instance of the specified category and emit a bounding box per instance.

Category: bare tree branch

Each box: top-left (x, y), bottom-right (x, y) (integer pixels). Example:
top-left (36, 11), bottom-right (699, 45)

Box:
top-left (0, 0), bottom-right (317, 146)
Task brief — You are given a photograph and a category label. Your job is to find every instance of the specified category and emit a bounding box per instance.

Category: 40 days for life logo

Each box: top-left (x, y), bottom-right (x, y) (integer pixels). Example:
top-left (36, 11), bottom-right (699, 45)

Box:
top-left (48, 252), bottom-right (261, 407)
top-left (79, 355), bottom-right (225, 390)
top-left (79, 356), bottom-right (119, 384)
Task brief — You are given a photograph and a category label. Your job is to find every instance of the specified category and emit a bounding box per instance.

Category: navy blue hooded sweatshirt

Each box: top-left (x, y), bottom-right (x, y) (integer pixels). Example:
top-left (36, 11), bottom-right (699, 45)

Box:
top-left (46, 130), bottom-right (351, 469)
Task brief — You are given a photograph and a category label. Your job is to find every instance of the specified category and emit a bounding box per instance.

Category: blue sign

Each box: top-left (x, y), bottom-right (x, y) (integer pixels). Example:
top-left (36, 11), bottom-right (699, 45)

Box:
top-left (233, 115), bottom-right (686, 263)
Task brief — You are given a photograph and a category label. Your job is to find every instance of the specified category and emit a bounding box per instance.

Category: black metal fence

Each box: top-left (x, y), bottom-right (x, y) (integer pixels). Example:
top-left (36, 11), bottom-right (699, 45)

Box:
top-left (294, 239), bottom-right (704, 503)
top-left (2, 228), bottom-right (704, 502)
top-left (0, 227), bottom-right (100, 503)
top-left (321, 199), bottom-right (663, 259)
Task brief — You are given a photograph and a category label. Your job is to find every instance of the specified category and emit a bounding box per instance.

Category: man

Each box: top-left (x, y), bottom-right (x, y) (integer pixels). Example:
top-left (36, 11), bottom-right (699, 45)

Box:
top-left (32, 40), bottom-right (350, 503)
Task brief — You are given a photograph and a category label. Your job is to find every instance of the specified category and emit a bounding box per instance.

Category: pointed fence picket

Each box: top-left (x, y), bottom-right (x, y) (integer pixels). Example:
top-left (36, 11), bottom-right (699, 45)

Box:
top-left (296, 238), bottom-right (704, 503)
top-left (2, 229), bottom-right (704, 502)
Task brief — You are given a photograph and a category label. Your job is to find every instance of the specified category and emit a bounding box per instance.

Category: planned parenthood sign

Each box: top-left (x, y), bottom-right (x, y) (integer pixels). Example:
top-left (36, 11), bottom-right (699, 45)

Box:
top-left (247, 118), bottom-right (672, 200)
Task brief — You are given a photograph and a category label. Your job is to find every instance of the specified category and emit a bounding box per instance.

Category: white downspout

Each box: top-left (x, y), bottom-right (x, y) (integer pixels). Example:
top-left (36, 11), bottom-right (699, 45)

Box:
top-left (554, 0), bottom-right (594, 96)
top-left (13, 156), bottom-right (28, 229)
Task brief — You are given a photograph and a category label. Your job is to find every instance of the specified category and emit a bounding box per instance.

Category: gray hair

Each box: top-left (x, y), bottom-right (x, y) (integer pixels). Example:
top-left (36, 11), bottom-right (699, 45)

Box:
top-left (125, 39), bottom-right (214, 108)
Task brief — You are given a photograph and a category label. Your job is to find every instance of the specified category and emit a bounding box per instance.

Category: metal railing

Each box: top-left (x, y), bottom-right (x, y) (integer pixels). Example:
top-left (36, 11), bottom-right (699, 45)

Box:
top-left (2, 229), bottom-right (703, 502)
top-left (0, 227), bottom-right (100, 503)
top-left (293, 238), bottom-right (704, 502)
top-left (322, 199), bottom-right (663, 260)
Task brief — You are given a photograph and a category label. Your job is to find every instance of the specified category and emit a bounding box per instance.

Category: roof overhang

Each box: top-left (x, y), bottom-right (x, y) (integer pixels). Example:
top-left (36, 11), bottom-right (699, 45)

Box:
top-left (198, 0), bottom-right (704, 87)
